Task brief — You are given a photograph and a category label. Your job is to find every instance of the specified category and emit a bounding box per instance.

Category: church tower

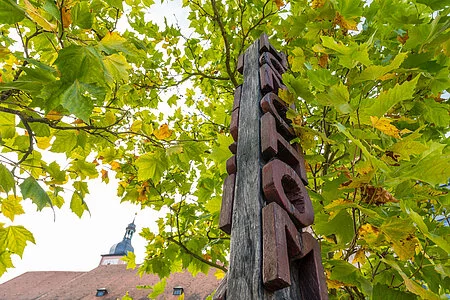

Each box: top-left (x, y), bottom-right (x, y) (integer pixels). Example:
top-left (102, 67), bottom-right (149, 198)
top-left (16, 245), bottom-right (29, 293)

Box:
top-left (99, 219), bottom-right (136, 266)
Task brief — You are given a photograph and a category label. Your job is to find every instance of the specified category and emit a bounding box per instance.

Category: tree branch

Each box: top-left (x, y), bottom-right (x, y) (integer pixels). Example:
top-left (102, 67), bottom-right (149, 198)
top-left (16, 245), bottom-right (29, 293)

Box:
top-left (210, 0), bottom-right (238, 87)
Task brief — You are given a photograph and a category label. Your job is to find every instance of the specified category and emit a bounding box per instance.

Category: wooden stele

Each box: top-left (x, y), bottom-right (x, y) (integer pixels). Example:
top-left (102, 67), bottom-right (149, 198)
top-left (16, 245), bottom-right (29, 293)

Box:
top-left (216, 34), bottom-right (328, 300)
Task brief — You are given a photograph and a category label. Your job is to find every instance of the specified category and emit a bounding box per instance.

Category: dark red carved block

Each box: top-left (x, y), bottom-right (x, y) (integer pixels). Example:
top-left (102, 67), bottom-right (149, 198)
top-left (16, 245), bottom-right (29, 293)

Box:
top-left (260, 64), bottom-right (286, 94)
top-left (260, 92), bottom-right (295, 140)
top-left (262, 159), bottom-right (314, 228)
top-left (296, 232), bottom-right (329, 300)
top-left (260, 112), bottom-right (308, 185)
top-left (226, 155), bottom-right (236, 175)
top-left (230, 108), bottom-right (239, 141)
top-left (237, 54), bottom-right (244, 74)
top-left (233, 85), bottom-right (242, 111)
top-left (259, 33), bottom-right (288, 70)
top-left (228, 142), bottom-right (237, 154)
top-left (259, 52), bottom-right (287, 76)
top-left (219, 174), bottom-right (235, 234)
top-left (262, 202), bottom-right (328, 298)
top-left (262, 201), bottom-right (302, 291)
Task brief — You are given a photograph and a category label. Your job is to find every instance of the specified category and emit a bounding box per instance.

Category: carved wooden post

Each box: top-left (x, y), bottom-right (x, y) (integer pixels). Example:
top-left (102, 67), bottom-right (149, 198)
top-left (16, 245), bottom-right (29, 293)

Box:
top-left (216, 34), bottom-right (328, 300)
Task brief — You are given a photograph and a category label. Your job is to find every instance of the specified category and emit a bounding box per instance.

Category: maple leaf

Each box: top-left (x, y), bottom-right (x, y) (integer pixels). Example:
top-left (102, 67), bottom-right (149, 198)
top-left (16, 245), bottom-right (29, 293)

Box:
top-left (370, 116), bottom-right (401, 139)
top-left (334, 12), bottom-right (358, 31)
top-left (153, 124), bottom-right (173, 140)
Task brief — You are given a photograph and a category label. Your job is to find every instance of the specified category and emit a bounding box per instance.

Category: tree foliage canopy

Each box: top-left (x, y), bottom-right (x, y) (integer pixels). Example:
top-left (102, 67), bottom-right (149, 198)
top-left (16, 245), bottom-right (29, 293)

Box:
top-left (0, 0), bottom-right (449, 298)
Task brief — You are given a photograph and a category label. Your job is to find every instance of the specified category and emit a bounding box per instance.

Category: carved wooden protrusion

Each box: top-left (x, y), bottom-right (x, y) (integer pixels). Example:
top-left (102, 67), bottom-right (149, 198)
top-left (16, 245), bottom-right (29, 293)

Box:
top-left (226, 156), bottom-right (236, 175)
top-left (260, 92), bottom-right (295, 139)
top-left (219, 174), bottom-right (235, 234)
top-left (228, 142), bottom-right (237, 154)
top-left (260, 64), bottom-right (285, 94)
top-left (260, 112), bottom-right (308, 185)
top-left (237, 54), bottom-right (244, 74)
top-left (296, 233), bottom-right (329, 300)
top-left (262, 201), bottom-right (302, 291)
top-left (259, 34), bottom-right (288, 70)
top-left (262, 159), bottom-right (314, 228)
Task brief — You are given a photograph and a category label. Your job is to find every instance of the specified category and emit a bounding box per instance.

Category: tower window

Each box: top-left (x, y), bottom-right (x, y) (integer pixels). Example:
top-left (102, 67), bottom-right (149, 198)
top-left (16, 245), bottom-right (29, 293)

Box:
top-left (96, 288), bottom-right (108, 297)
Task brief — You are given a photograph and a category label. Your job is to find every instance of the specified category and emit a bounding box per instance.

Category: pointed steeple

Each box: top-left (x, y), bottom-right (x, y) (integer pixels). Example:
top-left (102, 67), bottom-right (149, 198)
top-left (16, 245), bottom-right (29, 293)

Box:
top-left (109, 218), bottom-right (136, 256)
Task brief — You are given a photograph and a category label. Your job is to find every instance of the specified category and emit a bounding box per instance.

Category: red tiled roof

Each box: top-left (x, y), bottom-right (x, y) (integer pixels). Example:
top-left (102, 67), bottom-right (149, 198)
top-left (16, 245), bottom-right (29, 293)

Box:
top-left (0, 265), bottom-right (219, 300)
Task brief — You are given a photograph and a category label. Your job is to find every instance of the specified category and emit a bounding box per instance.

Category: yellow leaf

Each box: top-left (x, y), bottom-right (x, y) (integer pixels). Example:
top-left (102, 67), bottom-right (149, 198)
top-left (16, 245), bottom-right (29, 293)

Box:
top-left (273, 0), bottom-right (284, 9)
top-left (352, 249), bottom-right (366, 265)
top-left (110, 161), bottom-right (120, 170)
top-left (311, 0), bottom-right (326, 9)
top-left (334, 12), bottom-right (358, 30)
top-left (326, 279), bottom-right (348, 289)
top-left (1, 195), bottom-right (24, 221)
top-left (153, 124), bottom-right (173, 140)
top-left (45, 110), bottom-right (63, 121)
top-left (130, 120), bottom-right (142, 132)
top-left (358, 223), bottom-right (380, 245)
top-left (24, 0), bottom-right (57, 31)
top-left (379, 73), bottom-right (397, 81)
top-left (101, 169), bottom-right (108, 182)
top-left (370, 116), bottom-right (401, 139)
top-left (36, 137), bottom-right (52, 150)
top-left (61, 7), bottom-right (71, 28)
top-left (214, 269), bottom-right (226, 280)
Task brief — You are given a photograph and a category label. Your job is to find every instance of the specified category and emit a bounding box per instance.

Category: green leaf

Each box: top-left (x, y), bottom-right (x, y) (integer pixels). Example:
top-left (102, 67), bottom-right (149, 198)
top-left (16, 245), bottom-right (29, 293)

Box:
top-left (419, 98), bottom-right (450, 128)
top-left (372, 284), bottom-right (416, 300)
top-left (135, 150), bottom-right (168, 183)
top-left (321, 36), bottom-right (371, 68)
top-left (50, 131), bottom-right (78, 154)
top-left (355, 53), bottom-right (408, 83)
top-left (0, 0), bottom-right (25, 24)
top-left (0, 225), bottom-right (35, 257)
top-left (395, 142), bottom-right (450, 186)
top-left (205, 196), bottom-right (221, 214)
top-left (402, 205), bottom-right (450, 253)
top-left (306, 69), bottom-right (338, 92)
top-left (55, 45), bottom-right (106, 84)
top-left (210, 134), bottom-right (234, 166)
top-left (71, 160), bottom-right (98, 179)
top-left (149, 278), bottom-right (167, 299)
top-left (122, 251), bottom-right (136, 269)
top-left (43, 0), bottom-right (60, 21)
top-left (316, 83), bottom-right (353, 114)
top-left (0, 164), bottom-right (15, 193)
top-left (70, 191), bottom-right (89, 218)
top-left (45, 161), bottom-right (66, 184)
top-left (71, 1), bottom-right (93, 29)
top-left (104, 54), bottom-right (130, 83)
top-left (19, 177), bottom-right (53, 211)
top-left (327, 260), bottom-right (372, 295)
top-left (1, 196), bottom-right (24, 221)
top-left (384, 258), bottom-right (439, 300)
top-left (0, 112), bottom-right (16, 139)
top-left (61, 80), bottom-right (95, 122)
top-left (362, 75), bottom-right (420, 119)
top-left (335, 0), bottom-right (363, 18)
top-left (314, 210), bottom-right (354, 244)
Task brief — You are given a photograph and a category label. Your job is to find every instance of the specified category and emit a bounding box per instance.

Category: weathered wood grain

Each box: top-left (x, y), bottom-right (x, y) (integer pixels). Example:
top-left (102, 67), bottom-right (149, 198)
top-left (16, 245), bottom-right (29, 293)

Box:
top-left (227, 40), bottom-right (265, 300)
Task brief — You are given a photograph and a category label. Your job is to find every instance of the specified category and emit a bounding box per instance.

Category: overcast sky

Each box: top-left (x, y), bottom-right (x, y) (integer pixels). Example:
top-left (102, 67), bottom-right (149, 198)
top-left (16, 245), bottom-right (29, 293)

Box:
top-left (0, 0), bottom-right (190, 284)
